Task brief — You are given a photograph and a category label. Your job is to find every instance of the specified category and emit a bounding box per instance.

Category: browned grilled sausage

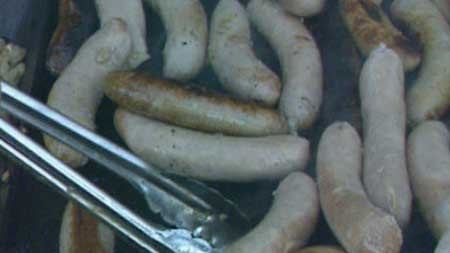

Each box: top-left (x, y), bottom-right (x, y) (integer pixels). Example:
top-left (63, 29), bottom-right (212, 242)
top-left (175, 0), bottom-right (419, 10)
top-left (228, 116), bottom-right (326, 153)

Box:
top-left (339, 0), bottom-right (421, 71)
top-left (105, 71), bottom-right (289, 136)
top-left (46, 0), bottom-right (82, 76)
top-left (247, 0), bottom-right (323, 133)
top-left (59, 202), bottom-right (114, 253)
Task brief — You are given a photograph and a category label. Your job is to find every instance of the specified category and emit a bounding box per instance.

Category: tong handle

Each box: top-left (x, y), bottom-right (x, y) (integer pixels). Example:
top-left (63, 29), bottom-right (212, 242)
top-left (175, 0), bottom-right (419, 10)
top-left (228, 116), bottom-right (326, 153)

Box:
top-left (0, 81), bottom-right (250, 247)
top-left (0, 82), bottom-right (226, 253)
top-left (0, 117), bottom-right (173, 253)
top-left (0, 81), bottom-right (212, 212)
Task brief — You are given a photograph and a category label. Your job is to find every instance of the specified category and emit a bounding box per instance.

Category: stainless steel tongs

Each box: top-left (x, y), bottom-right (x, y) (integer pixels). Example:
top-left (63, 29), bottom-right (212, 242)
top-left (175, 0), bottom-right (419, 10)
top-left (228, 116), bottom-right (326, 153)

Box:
top-left (0, 81), bottom-right (251, 253)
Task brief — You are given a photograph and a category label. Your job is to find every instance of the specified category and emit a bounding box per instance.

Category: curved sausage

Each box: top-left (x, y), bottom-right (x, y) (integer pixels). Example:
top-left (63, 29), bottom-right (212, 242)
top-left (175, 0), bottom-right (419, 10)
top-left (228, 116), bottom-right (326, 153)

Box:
top-left (44, 18), bottom-right (131, 168)
top-left (391, 0), bottom-right (450, 124)
top-left (95, 0), bottom-right (149, 68)
top-left (144, 0), bottom-right (207, 81)
top-left (436, 231), bottom-right (450, 253)
top-left (46, 0), bottom-right (82, 76)
top-left (294, 246), bottom-right (346, 253)
top-left (209, 0), bottom-right (281, 106)
top-left (0, 39), bottom-right (26, 85)
top-left (224, 172), bottom-right (319, 253)
top-left (317, 122), bottom-right (402, 253)
top-left (114, 109), bottom-right (309, 182)
top-left (247, 0), bottom-right (323, 133)
top-left (432, 0), bottom-right (450, 22)
top-left (278, 0), bottom-right (325, 17)
top-left (105, 71), bottom-right (288, 136)
top-left (59, 202), bottom-right (114, 253)
top-left (360, 46), bottom-right (412, 228)
top-left (339, 0), bottom-right (421, 71)
top-left (407, 121), bottom-right (450, 239)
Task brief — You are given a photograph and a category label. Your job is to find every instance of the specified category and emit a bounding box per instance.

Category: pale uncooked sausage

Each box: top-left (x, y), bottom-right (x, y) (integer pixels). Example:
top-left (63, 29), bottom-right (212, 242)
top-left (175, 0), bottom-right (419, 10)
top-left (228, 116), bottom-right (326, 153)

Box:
top-left (339, 0), bottom-right (421, 71)
top-left (59, 202), bottom-right (114, 253)
top-left (391, 0), bottom-right (450, 124)
top-left (407, 121), bottom-right (450, 239)
top-left (431, 0), bottom-right (450, 22)
top-left (45, 19), bottom-right (131, 167)
top-left (225, 172), bottom-right (319, 253)
top-left (248, 0), bottom-right (323, 133)
top-left (95, 0), bottom-right (148, 68)
top-left (209, 0), bottom-right (281, 105)
top-left (278, 0), bottom-right (325, 17)
top-left (114, 109), bottom-right (309, 182)
top-left (317, 122), bottom-right (402, 253)
top-left (360, 46), bottom-right (411, 228)
top-left (144, 0), bottom-right (207, 81)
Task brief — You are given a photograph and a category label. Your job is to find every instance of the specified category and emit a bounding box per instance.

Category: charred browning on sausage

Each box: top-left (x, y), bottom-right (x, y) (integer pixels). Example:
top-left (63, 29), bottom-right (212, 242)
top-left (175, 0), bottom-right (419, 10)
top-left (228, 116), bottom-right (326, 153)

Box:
top-left (105, 71), bottom-right (288, 136)
top-left (46, 0), bottom-right (82, 75)
top-left (339, 0), bottom-right (421, 71)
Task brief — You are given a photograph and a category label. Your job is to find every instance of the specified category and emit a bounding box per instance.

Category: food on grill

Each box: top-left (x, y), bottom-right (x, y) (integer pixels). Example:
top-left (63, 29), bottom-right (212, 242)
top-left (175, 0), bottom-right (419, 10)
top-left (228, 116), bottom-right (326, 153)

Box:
top-left (248, 0), bottom-right (323, 133)
top-left (45, 18), bottom-right (131, 168)
top-left (144, 0), bottom-right (207, 81)
top-left (359, 46), bottom-right (411, 228)
top-left (295, 246), bottom-right (346, 253)
top-left (224, 172), bottom-right (319, 253)
top-left (209, 0), bottom-right (281, 106)
top-left (59, 202), bottom-right (115, 253)
top-left (391, 0), bottom-right (450, 124)
top-left (317, 122), bottom-right (402, 253)
top-left (408, 121), bottom-right (450, 250)
top-left (278, 0), bottom-right (325, 17)
top-left (339, 0), bottom-right (421, 72)
top-left (114, 109), bottom-right (309, 182)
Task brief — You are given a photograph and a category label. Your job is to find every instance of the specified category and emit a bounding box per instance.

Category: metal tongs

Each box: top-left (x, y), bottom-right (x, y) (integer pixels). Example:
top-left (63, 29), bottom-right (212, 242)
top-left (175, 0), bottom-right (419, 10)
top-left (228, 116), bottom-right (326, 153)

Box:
top-left (0, 81), bottom-right (250, 252)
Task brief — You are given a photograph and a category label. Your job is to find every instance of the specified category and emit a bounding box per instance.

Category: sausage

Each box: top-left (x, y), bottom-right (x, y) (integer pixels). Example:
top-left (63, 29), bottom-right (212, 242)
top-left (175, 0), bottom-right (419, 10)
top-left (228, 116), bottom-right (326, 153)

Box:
top-left (209, 0), bottom-right (281, 106)
top-left (46, 0), bottom-right (81, 76)
top-left (339, 0), bottom-right (421, 72)
top-left (278, 0), bottom-right (325, 17)
top-left (247, 0), bottom-right (323, 133)
top-left (391, 0), bottom-right (450, 124)
top-left (59, 202), bottom-right (114, 253)
top-left (224, 172), bottom-right (319, 253)
top-left (359, 46), bottom-right (412, 228)
top-left (114, 109), bottom-right (309, 182)
top-left (294, 246), bottom-right (346, 253)
top-left (144, 0), bottom-right (207, 81)
top-left (317, 122), bottom-right (402, 253)
top-left (436, 231), bottom-right (450, 253)
top-left (44, 18), bottom-right (131, 168)
top-left (407, 121), bottom-right (450, 239)
top-left (105, 71), bottom-right (288, 136)
top-left (0, 40), bottom-right (26, 121)
top-left (0, 39), bottom-right (26, 85)
top-left (431, 0), bottom-right (450, 22)
top-left (95, 0), bottom-right (148, 68)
